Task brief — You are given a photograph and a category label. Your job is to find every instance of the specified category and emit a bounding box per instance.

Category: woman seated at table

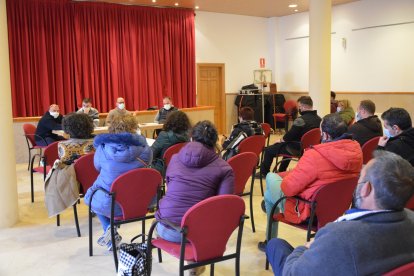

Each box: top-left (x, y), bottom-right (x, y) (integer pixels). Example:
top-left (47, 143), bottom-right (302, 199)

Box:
top-left (337, 99), bottom-right (355, 125)
top-left (155, 120), bottom-right (234, 242)
top-left (151, 110), bottom-right (190, 173)
top-left (58, 113), bottom-right (95, 164)
top-left (84, 114), bottom-right (152, 251)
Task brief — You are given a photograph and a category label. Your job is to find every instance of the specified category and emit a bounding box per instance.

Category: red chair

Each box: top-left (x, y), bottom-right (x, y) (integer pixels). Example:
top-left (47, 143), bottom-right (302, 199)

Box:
top-left (29, 141), bottom-right (59, 203)
top-left (384, 262), bottom-right (414, 276)
top-left (228, 152), bottom-right (259, 232)
top-left (88, 168), bottom-right (162, 271)
top-left (265, 176), bottom-right (358, 269)
top-left (70, 152), bottom-right (99, 237)
top-left (162, 142), bottom-right (187, 176)
top-left (273, 128), bottom-right (321, 172)
top-left (148, 195), bottom-right (246, 276)
top-left (272, 100), bottom-right (297, 133)
top-left (406, 195), bottom-right (414, 210)
top-left (23, 123), bottom-right (47, 171)
top-left (238, 135), bottom-right (267, 196)
top-left (261, 123), bottom-right (272, 146)
top-left (361, 136), bottom-right (381, 165)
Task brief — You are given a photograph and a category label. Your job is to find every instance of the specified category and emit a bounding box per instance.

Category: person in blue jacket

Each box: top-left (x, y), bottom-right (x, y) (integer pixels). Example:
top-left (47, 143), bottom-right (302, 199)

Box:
top-left (84, 114), bottom-right (152, 251)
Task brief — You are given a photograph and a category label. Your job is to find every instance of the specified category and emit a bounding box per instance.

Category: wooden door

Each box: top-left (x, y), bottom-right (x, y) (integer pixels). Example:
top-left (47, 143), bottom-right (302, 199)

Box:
top-left (197, 63), bottom-right (225, 134)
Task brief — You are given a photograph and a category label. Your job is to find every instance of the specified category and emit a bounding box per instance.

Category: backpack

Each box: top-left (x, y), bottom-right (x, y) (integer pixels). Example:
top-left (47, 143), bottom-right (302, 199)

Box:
top-left (222, 131), bottom-right (248, 161)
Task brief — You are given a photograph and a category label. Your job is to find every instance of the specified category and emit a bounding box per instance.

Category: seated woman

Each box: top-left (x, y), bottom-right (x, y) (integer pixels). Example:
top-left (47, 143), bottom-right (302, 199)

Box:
top-left (155, 120), bottom-right (235, 242)
top-left (337, 99), bottom-right (355, 125)
top-left (84, 114), bottom-right (152, 251)
top-left (151, 110), bottom-right (190, 172)
top-left (58, 113), bottom-right (95, 164)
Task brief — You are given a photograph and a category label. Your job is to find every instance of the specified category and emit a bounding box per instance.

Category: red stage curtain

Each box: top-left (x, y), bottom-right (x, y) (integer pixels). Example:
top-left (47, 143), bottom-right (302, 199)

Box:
top-left (7, 0), bottom-right (196, 117)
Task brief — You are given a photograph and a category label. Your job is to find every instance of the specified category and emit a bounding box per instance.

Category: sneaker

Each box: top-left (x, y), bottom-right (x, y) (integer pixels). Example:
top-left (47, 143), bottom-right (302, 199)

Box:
top-left (188, 265), bottom-right (206, 276)
top-left (261, 200), bottom-right (266, 213)
top-left (106, 233), bottom-right (122, 251)
top-left (258, 240), bottom-right (267, 252)
top-left (97, 225), bottom-right (112, 247)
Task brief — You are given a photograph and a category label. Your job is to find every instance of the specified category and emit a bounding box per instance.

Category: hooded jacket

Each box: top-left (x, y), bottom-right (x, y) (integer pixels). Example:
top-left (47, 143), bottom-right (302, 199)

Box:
top-left (281, 138), bottom-right (363, 223)
top-left (348, 115), bottom-right (383, 146)
top-left (156, 142), bottom-right (234, 225)
top-left (222, 120), bottom-right (263, 149)
top-left (150, 130), bottom-right (189, 172)
top-left (378, 127), bottom-right (414, 166)
top-left (84, 132), bottom-right (152, 217)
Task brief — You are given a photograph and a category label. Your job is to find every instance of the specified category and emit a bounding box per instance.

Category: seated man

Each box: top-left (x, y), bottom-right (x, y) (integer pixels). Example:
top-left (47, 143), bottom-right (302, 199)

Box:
top-left (266, 151), bottom-right (414, 276)
top-left (105, 97), bottom-right (131, 126)
top-left (76, 98), bottom-right (100, 127)
top-left (35, 104), bottom-right (65, 146)
top-left (377, 107), bottom-right (414, 166)
top-left (347, 99), bottom-right (382, 146)
top-left (258, 113), bottom-right (362, 251)
top-left (154, 96), bottom-right (178, 124)
top-left (222, 106), bottom-right (263, 149)
top-left (260, 96), bottom-right (321, 175)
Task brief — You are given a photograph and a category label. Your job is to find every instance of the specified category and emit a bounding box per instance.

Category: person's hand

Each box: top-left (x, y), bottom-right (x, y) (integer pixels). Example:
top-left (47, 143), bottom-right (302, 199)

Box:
top-left (218, 135), bottom-right (226, 145)
top-left (378, 136), bottom-right (389, 147)
top-left (279, 138), bottom-right (285, 143)
top-left (305, 239), bottom-right (314, 248)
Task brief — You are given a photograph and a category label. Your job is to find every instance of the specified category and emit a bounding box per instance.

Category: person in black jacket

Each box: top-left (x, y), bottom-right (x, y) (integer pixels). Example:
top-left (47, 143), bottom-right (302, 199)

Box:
top-left (260, 96), bottom-right (321, 175)
top-left (377, 107), bottom-right (414, 166)
top-left (348, 100), bottom-right (382, 146)
top-left (35, 104), bottom-right (65, 146)
top-left (222, 107), bottom-right (263, 149)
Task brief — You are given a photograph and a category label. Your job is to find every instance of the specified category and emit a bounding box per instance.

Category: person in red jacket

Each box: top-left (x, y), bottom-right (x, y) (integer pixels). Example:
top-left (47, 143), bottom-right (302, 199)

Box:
top-left (258, 113), bottom-right (363, 252)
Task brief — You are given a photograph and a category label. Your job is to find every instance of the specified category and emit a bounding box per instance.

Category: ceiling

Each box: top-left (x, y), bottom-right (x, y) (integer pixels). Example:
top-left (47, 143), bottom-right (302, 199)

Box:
top-left (79, 0), bottom-right (360, 18)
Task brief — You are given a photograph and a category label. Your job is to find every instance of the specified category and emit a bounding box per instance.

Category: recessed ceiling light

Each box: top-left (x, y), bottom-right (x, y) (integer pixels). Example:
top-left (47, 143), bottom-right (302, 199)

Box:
top-left (288, 4), bottom-right (298, 8)
top-left (152, 0), bottom-right (156, 2)
top-left (294, 9), bottom-right (298, 12)
top-left (195, 6), bottom-right (199, 9)
top-left (174, 2), bottom-right (179, 6)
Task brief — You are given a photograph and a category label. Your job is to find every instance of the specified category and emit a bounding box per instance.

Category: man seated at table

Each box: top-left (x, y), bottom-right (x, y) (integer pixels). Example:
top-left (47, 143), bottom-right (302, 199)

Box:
top-left (154, 96), bottom-right (178, 124)
top-left (76, 98), bottom-right (100, 127)
top-left (105, 97), bottom-right (131, 126)
top-left (266, 151), bottom-right (414, 276)
top-left (35, 104), bottom-right (65, 146)
top-left (347, 99), bottom-right (382, 146)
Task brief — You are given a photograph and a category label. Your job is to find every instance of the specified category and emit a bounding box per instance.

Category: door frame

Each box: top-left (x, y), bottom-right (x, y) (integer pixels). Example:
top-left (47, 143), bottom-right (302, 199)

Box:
top-left (196, 63), bottom-right (226, 134)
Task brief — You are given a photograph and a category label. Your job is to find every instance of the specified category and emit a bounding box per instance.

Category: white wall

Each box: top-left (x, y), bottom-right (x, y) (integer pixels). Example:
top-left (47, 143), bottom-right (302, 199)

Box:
top-left (195, 11), bottom-right (271, 93)
top-left (274, 0), bottom-right (414, 92)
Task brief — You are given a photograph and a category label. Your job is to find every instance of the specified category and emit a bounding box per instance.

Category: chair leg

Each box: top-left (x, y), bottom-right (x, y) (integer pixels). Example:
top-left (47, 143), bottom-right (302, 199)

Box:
top-left (111, 222), bottom-right (118, 272)
top-left (27, 150), bottom-right (31, 171)
top-left (89, 210), bottom-right (93, 256)
top-left (259, 173), bottom-right (264, 197)
top-left (73, 204), bottom-right (81, 237)
top-left (56, 215), bottom-right (60, 226)
top-left (142, 220), bottom-right (146, 243)
top-left (157, 248), bottom-right (163, 263)
top-left (249, 174), bottom-right (256, 233)
top-left (210, 263), bottom-right (214, 276)
top-left (30, 155), bottom-right (36, 203)
top-left (265, 259), bottom-right (270, 270)
top-left (236, 256), bottom-right (240, 276)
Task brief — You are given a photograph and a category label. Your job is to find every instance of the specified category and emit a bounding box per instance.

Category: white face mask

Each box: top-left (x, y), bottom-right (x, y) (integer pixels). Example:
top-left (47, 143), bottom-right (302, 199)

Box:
top-left (50, 111), bottom-right (59, 118)
top-left (118, 103), bottom-right (125, 110)
top-left (383, 128), bottom-right (394, 138)
top-left (355, 112), bottom-right (362, 122)
top-left (337, 106), bottom-right (343, 113)
top-left (164, 104), bottom-right (171, 110)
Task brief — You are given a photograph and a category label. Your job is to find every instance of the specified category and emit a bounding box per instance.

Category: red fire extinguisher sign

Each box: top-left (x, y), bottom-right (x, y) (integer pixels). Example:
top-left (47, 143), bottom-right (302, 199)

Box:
top-left (260, 58), bottom-right (265, 68)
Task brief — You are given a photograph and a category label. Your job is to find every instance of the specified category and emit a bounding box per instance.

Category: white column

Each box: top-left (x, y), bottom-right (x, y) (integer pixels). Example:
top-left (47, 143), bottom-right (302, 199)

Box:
top-left (309, 0), bottom-right (331, 116)
top-left (0, 0), bottom-right (19, 228)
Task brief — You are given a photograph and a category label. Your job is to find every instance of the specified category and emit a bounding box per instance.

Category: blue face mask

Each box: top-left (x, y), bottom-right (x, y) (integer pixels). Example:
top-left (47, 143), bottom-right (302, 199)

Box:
top-left (383, 128), bottom-right (394, 138)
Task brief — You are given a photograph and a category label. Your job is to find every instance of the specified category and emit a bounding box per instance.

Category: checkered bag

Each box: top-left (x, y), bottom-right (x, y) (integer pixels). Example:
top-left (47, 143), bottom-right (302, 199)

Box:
top-left (117, 242), bottom-right (152, 276)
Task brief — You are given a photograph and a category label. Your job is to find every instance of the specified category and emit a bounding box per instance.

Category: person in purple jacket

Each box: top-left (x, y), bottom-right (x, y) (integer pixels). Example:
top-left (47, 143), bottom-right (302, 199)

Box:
top-left (155, 120), bottom-right (235, 243)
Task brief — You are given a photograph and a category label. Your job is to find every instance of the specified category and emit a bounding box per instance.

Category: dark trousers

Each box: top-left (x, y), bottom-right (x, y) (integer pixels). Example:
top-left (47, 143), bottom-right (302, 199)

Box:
top-left (261, 142), bottom-right (293, 174)
top-left (266, 238), bottom-right (294, 275)
top-left (36, 136), bottom-right (65, 146)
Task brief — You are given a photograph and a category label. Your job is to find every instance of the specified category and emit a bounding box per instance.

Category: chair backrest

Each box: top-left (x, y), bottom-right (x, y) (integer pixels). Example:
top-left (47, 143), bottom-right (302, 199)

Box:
top-left (283, 100), bottom-right (297, 114)
top-left (238, 135), bottom-right (266, 157)
top-left (384, 261), bottom-right (414, 276)
top-left (110, 168), bottom-right (162, 220)
top-left (312, 177), bottom-right (359, 229)
top-left (227, 152), bottom-right (258, 195)
top-left (181, 195), bottom-right (245, 262)
top-left (361, 136), bottom-right (381, 164)
top-left (74, 153), bottom-right (99, 195)
top-left (23, 123), bottom-right (37, 147)
top-left (163, 142), bottom-right (187, 167)
top-left (261, 123), bottom-right (271, 139)
top-left (43, 141), bottom-right (60, 166)
top-left (405, 194), bottom-right (414, 210)
top-left (301, 128), bottom-right (321, 150)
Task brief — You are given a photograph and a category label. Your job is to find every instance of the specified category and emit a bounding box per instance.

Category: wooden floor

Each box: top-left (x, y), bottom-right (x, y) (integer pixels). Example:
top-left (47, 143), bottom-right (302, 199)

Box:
top-left (0, 133), bottom-right (308, 276)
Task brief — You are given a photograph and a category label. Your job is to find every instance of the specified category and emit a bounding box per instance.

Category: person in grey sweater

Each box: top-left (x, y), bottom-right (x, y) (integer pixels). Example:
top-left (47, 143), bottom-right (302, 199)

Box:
top-left (266, 150), bottom-right (414, 276)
